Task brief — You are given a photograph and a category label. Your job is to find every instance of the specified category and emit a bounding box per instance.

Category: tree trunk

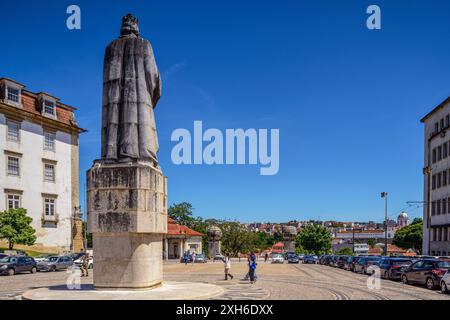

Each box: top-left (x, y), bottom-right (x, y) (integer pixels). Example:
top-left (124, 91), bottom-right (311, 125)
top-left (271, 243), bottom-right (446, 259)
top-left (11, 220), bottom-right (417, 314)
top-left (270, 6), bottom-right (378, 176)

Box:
top-left (8, 241), bottom-right (13, 250)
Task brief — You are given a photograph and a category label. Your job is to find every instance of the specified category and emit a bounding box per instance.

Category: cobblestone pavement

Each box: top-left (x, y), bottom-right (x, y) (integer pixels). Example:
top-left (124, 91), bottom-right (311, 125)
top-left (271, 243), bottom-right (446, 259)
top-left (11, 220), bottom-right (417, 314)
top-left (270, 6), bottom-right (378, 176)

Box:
top-left (1, 259), bottom-right (450, 300)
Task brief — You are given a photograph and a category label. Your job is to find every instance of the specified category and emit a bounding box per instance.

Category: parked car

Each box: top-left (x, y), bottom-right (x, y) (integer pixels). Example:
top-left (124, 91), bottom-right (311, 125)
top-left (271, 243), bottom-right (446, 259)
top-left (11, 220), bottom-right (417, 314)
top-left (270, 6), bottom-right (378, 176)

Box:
top-left (323, 255), bottom-right (334, 266)
top-left (70, 252), bottom-right (85, 261)
top-left (74, 255), bottom-right (94, 269)
top-left (336, 255), bottom-right (349, 269)
top-left (401, 259), bottom-right (450, 290)
top-left (344, 256), bottom-right (360, 271)
top-left (213, 254), bottom-right (225, 261)
top-left (330, 255), bottom-right (340, 267)
top-left (0, 254), bottom-right (8, 260)
top-left (34, 254), bottom-right (53, 263)
top-left (287, 254), bottom-right (300, 264)
top-left (319, 255), bottom-right (328, 265)
top-left (440, 270), bottom-right (450, 294)
top-left (37, 256), bottom-right (73, 272)
top-left (0, 255), bottom-right (37, 276)
top-left (194, 253), bottom-right (207, 263)
top-left (354, 256), bottom-right (381, 274)
top-left (272, 253), bottom-right (284, 264)
top-left (303, 255), bottom-right (318, 264)
top-left (379, 257), bottom-right (414, 280)
top-left (297, 254), bottom-right (305, 261)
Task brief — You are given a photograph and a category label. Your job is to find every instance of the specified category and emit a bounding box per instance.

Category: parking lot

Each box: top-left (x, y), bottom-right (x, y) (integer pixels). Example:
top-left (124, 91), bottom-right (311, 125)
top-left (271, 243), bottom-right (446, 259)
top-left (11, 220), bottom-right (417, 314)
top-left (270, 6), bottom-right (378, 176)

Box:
top-left (1, 259), bottom-right (450, 300)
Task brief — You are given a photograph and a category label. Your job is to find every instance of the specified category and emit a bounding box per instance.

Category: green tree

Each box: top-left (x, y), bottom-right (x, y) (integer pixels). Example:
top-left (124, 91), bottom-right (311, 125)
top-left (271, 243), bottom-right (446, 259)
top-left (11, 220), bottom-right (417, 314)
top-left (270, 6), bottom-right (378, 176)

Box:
top-left (296, 224), bottom-right (332, 254)
top-left (0, 208), bottom-right (36, 250)
top-left (367, 239), bottom-right (376, 248)
top-left (335, 247), bottom-right (353, 255)
top-left (220, 221), bottom-right (255, 256)
top-left (393, 218), bottom-right (422, 253)
top-left (168, 202), bottom-right (195, 227)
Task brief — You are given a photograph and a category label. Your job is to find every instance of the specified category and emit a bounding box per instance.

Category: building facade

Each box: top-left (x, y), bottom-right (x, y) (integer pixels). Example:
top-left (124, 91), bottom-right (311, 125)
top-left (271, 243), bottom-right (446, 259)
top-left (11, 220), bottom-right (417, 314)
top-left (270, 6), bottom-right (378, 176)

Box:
top-left (421, 97), bottom-right (450, 256)
top-left (0, 78), bottom-right (85, 253)
top-left (163, 218), bottom-right (204, 260)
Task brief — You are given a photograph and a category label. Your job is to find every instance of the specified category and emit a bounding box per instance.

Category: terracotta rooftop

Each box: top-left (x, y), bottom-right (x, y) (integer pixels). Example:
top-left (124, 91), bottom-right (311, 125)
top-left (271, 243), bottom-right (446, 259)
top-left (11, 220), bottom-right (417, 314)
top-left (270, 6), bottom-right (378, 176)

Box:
top-left (0, 77), bottom-right (86, 133)
top-left (167, 218), bottom-right (204, 237)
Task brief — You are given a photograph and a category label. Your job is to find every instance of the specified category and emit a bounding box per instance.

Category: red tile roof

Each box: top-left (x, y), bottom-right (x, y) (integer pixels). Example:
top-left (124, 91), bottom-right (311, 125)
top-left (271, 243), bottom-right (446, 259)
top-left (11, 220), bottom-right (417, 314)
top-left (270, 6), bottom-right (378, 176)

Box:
top-left (167, 218), bottom-right (204, 237)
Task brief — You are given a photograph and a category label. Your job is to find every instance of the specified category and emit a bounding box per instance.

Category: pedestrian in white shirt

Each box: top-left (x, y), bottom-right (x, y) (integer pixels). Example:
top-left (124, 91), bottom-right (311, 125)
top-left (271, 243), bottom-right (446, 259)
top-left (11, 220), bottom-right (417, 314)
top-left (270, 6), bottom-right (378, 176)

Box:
top-left (224, 254), bottom-right (234, 280)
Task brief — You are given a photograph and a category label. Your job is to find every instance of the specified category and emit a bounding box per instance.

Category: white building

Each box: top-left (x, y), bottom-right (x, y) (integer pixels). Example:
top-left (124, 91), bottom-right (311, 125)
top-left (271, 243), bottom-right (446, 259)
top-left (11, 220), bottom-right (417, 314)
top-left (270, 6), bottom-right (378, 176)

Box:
top-left (421, 98), bottom-right (450, 256)
top-left (335, 229), bottom-right (395, 240)
top-left (0, 78), bottom-right (85, 253)
top-left (397, 212), bottom-right (409, 228)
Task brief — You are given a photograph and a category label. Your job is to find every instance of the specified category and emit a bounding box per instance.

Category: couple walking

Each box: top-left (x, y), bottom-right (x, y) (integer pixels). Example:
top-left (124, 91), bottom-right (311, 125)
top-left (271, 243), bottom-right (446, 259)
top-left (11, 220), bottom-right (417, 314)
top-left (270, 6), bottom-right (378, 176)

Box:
top-left (245, 251), bottom-right (257, 283)
top-left (222, 252), bottom-right (257, 283)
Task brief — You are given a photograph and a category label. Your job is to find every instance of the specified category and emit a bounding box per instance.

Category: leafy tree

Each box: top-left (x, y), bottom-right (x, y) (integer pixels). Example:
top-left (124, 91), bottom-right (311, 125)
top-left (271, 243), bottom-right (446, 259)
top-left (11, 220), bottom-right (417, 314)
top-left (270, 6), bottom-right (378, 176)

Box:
top-left (0, 208), bottom-right (36, 250)
top-left (393, 218), bottom-right (422, 253)
top-left (168, 202), bottom-right (195, 227)
top-left (296, 224), bottom-right (332, 254)
top-left (335, 247), bottom-right (353, 255)
top-left (220, 221), bottom-right (255, 256)
top-left (367, 239), bottom-right (376, 248)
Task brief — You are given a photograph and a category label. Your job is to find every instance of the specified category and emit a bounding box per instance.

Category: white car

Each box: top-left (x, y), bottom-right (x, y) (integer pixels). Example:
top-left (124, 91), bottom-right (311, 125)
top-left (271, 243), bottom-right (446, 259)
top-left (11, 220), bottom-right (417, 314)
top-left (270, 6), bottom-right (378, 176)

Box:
top-left (74, 255), bottom-right (93, 269)
top-left (271, 253), bottom-right (284, 264)
top-left (440, 270), bottom-right (450, 294)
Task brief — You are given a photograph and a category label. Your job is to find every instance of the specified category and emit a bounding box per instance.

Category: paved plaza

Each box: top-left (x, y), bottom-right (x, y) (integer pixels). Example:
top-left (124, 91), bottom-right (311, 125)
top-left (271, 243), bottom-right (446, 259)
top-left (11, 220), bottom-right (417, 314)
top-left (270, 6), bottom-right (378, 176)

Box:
top-left (1, 259), bottom-right (450, 300)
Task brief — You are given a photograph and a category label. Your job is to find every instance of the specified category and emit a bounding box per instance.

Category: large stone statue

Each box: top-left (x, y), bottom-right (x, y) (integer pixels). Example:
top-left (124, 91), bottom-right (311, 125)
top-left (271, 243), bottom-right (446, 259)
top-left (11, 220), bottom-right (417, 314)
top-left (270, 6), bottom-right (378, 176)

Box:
top-left (102, 13), bottom-right (162, 163)
top-left (87, 14), bottom-right (167, 289)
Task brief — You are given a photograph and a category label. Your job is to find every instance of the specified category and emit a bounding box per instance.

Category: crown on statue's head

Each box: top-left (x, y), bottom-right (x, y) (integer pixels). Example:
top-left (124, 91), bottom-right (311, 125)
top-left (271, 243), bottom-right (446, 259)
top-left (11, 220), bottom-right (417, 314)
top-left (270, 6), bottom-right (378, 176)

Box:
top-left (122, 13), bottom-right (138, 25)
top-left (120, 13), bottom-right (140, 37)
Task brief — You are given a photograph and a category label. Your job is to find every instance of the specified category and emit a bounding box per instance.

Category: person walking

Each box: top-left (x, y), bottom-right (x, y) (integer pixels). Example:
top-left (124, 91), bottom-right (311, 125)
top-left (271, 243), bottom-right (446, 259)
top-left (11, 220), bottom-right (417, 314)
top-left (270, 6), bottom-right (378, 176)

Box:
top-left (183, 252), bottom-right (189, 265)
top-left (81, 253), bottom-right (90, 277)
top-left (192, 252), bottom-right (196, 265)
top-left (264, 252), bottom-right (269, 263)
top-left (238, 252), bottom-right (241, 263)
top-left (224, 254), bottom-right (234, 280)
top-left (249, 252), bottom-right (257, 283)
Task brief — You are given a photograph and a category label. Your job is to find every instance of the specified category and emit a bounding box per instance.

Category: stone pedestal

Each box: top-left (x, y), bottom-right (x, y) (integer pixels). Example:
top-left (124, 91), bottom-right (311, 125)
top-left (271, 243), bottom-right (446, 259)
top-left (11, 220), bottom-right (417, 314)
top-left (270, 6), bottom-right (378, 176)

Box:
top-left (208, 241), bottom-right (221, 258)
top-left (87, 160), bottom-right (167, 289)
top-left (283, 240), bottom-right (295, 253)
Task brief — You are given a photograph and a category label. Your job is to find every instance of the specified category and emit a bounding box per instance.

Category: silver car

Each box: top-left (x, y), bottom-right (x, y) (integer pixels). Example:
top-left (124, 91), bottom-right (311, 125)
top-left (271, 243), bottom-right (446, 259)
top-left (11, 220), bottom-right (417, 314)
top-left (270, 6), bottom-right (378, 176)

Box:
top-left (37, 256), bottom-right (73, 272)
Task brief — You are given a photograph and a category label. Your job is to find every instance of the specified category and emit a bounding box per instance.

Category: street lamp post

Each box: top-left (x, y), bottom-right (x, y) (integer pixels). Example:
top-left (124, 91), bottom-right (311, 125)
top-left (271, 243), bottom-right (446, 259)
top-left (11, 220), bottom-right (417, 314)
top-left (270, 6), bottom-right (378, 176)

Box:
top-left (381, 192), bottom-right (388, 256)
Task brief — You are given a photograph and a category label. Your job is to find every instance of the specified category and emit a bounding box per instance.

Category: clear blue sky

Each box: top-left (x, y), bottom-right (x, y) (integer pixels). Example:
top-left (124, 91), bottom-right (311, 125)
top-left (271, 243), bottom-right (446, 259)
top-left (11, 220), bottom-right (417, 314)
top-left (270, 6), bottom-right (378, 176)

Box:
top-left (2, 0), bottom-right (449, 223)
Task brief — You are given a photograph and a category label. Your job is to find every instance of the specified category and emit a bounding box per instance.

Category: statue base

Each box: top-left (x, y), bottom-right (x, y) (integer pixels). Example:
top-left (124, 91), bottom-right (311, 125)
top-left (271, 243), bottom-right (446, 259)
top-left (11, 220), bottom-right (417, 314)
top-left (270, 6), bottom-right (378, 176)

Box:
top-left (87, 160), bottom-right (167, 289)
top-left (22, 282), bottom-right (224, 300)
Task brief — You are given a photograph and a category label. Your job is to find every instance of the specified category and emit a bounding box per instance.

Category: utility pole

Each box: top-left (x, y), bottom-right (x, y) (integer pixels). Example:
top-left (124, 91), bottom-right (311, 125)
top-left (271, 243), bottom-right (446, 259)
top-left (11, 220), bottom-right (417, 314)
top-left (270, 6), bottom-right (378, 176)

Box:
top-left (381, 192), bottom-right (388, 256)
top-left (352, 228), bottom-right (355, 253)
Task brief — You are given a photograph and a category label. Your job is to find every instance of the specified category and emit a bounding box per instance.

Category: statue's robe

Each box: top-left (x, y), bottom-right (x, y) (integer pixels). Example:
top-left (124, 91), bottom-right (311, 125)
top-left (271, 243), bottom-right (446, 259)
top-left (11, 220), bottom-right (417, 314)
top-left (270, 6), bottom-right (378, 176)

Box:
top-left (101, 34), bottom-right (162, 161)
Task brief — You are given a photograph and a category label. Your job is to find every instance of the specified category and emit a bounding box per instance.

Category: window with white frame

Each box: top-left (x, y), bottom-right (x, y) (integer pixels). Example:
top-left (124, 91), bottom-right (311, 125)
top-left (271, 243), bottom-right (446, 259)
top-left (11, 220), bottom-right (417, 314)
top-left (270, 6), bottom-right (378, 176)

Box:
top-left (44, 100), bottom-right (55, 116)
top-left (44, 163), bottom-right (55, 182)
top-left (7, 194), bottom-right (21, 209)
top-left (44, 132), bottom-right (55, 150)
top-left (7, 156), bottom-right (20, 176)
top-left (7, 86), bottom-right (19, 103)
top-left (44, 198), bottom-right (55, 216)
top-left (7, 120), bottom-right (20, 141)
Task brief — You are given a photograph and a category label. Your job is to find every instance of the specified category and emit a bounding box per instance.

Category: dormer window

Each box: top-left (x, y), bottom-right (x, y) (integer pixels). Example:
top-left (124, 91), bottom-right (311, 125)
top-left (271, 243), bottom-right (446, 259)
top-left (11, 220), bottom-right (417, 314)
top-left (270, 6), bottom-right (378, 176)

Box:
top-left (44, 100), bottom-right (55, 116)
top-left (7, 87), bottom-right (19, 103)
top-left (1, 78), bottom-right (24, 107)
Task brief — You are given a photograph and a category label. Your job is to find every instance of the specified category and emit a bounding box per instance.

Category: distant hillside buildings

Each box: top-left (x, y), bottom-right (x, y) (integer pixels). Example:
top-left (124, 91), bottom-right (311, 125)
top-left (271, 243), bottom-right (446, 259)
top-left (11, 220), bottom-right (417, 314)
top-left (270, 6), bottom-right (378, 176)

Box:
top-left (246, 213), bottom-right (410, 246)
